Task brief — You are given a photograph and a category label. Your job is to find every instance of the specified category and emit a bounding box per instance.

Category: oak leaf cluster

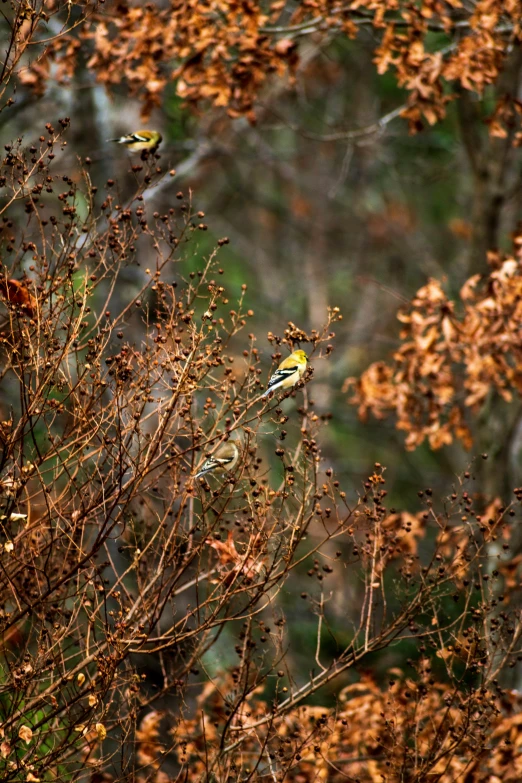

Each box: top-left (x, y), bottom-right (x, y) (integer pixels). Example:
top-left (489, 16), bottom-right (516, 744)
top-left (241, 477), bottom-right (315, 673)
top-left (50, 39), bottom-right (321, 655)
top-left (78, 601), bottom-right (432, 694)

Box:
top-left (348, 237), bottom-right (522, 449)
top-left (14, 0), bottom-right (522, 125)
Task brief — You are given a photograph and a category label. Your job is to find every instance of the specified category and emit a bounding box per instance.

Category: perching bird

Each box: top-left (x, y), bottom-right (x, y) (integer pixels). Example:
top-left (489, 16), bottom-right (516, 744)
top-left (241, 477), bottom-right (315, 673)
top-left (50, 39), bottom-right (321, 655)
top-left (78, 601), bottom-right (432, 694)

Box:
top-left (194, 441), bottom-right (239, 479)
top-left (261, 349), bottom-right (308, 398)
top-left (107, 130), bottom-right (162, 153)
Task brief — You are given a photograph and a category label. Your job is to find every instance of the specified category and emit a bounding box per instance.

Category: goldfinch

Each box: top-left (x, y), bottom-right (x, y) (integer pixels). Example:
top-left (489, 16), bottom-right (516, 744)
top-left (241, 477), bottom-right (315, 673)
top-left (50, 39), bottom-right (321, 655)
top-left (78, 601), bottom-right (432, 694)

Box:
top-left (194, 441), bottom-right (239, 479)
top-left (107, 130), bottom-right (162, 152)
top-left (261, 349), bottom-right (308, 398)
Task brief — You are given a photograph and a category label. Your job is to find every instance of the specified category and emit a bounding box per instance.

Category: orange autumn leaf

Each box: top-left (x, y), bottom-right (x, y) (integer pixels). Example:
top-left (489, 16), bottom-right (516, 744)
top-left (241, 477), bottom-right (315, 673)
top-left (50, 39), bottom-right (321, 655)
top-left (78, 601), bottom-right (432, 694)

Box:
top-left (0, 279), bottom-right (37, 318)
top-left (207, 530), bottom-right (265, 584)
top-left (207, 530), bottom-right (241, 567)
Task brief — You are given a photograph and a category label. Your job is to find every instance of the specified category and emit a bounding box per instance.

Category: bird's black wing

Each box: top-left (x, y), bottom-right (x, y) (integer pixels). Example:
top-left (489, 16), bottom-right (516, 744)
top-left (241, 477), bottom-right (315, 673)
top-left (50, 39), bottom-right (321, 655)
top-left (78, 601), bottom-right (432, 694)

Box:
top-left (195, 453), bottom-right (235, 478)
top-left (267, 363), bottom-right (299, 390)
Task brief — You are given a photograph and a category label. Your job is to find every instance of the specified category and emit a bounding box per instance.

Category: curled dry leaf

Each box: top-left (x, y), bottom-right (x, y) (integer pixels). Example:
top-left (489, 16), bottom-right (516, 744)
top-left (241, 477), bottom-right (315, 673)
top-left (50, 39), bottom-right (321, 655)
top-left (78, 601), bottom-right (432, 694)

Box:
top-left (95, 723), bottom-right (106, 741)
top-left (18, 725), bottom-right (32, 744)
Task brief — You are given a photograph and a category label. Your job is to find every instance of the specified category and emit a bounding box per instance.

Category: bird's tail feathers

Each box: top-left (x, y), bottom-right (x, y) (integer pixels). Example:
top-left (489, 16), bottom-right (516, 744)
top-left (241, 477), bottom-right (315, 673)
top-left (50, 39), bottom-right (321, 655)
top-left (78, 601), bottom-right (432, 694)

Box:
top-left (261, 379), bottom-right (284, 398)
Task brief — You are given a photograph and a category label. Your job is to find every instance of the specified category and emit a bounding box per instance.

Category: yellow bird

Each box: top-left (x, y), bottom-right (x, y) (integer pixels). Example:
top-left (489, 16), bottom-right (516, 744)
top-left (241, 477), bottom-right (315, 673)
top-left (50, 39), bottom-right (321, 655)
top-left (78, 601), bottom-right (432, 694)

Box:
top-left (107, 130), bottom-right (162, 153)
top-left (261, 349), bottom-right (308, 398)
top-left (194, 441), bottom-right (239, 479)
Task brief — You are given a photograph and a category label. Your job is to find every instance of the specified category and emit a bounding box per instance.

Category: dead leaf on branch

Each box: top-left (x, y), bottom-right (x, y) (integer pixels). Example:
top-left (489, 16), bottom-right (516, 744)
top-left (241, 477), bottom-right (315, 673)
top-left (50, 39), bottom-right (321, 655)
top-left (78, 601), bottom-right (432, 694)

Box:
top-left (207, 530), bottom-right (266, 584)
top-left (18, 724), bottom-right (33, 743)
